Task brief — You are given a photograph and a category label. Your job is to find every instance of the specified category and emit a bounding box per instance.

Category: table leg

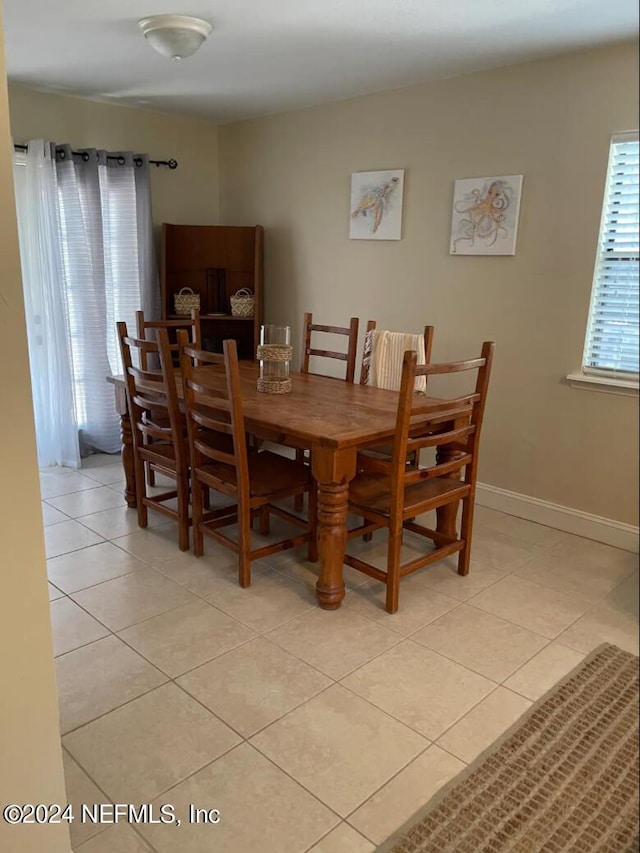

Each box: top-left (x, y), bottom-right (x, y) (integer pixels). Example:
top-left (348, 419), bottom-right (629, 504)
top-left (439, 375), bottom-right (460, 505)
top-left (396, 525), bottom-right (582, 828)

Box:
top-left (121, 412), bottom-right (137, 509)
top-left (113, 384), bottom-right (137, 509)
top-left (312, 446), bottom-right (356, 610)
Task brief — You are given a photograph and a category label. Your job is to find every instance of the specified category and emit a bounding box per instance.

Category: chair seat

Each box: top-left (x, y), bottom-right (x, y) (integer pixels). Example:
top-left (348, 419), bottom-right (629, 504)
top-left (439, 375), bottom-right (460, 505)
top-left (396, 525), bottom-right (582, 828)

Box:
top-left (349, 472), bottom-right (470, 516)
top-left (198, 450), bottom-right (312, 497)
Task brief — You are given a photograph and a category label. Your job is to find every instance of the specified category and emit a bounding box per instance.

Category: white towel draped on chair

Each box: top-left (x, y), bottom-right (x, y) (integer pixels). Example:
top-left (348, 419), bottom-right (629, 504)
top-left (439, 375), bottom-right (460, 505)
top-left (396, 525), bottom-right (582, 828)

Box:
top-left (364, 329), bottom-right (427, 392)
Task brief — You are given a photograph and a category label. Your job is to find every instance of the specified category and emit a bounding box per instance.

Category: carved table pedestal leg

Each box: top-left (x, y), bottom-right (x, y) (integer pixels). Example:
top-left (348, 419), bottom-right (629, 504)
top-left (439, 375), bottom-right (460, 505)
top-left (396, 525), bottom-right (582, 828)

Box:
top-left (113, 383), bottom-right (136, 508)
top-left (312, 446), bottom-right (356, 610)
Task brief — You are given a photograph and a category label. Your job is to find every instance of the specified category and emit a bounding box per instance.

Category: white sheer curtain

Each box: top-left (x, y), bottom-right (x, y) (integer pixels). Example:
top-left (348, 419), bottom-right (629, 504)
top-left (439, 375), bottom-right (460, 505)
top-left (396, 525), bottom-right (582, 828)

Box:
top-left (13, 141), bottom-right (159, 462)
top-left (13, 142), bottom-right (81, 468)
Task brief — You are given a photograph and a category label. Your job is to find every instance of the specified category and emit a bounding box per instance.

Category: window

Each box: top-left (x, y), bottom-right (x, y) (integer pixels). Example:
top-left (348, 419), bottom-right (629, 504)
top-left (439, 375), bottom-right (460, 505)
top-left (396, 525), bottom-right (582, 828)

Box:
top-left (574, 133), bottom-right (639, 391)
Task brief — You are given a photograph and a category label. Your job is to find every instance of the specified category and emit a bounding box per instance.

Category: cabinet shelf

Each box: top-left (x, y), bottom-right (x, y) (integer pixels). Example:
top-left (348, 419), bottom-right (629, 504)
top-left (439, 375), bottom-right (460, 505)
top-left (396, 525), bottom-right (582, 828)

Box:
top-left (169, 313), bottom-right (255, 321)
top-left (161, 224), bottom-right (264, 361)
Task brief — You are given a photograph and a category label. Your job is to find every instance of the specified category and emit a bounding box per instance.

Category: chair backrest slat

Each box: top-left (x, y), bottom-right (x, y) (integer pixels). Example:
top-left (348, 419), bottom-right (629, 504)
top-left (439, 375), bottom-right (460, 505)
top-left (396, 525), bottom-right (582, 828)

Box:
top-left (193, 439), bottom-right (237, 468)
top-left (127, 365), bottom-right (164, 384)
top-left (307, 348), bottom-right (349, 362)
top-left (301, 312), bottom-right (359, 383)
top-left (417, 357), bottom-right (485, 376)
top-left (406, 423), bottom-right (476, 453)
top-left (186, 383), bottom-right (231, 404)
top-left (403, 455), bottom-right (474, 485)
top-left (190, 409), bottom-right (233, 433)
top-left (132, 392), bottom-right (170, 413)
top-left (310, 323), bottom-right (354, 335)
top-left (409, 395), bottom-right (479, 417)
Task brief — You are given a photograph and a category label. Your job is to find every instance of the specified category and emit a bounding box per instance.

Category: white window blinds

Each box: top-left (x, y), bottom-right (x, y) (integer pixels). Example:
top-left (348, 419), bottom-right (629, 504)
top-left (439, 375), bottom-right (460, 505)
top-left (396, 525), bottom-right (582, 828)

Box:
top-left (583, 133), bottom-right (639, 378)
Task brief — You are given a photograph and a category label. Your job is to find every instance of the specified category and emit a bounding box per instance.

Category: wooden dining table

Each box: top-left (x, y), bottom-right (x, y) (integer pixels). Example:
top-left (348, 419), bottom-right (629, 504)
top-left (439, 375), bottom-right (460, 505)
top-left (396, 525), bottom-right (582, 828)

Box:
top-left (108, 364), bottom-right (460, 610)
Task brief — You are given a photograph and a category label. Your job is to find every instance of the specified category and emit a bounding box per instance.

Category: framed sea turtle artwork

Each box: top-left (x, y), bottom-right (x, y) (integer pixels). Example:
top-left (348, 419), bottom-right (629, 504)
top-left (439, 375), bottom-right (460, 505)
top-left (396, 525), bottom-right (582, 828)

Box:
top-left (350, 169), bottom-right (405, 240)
top-left (450, 174), bottom-right (524, 255)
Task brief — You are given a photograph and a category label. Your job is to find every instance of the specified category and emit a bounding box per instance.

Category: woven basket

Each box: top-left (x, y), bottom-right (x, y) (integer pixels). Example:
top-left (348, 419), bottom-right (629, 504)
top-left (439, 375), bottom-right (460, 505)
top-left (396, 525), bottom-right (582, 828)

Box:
top-left (230, 288), bottom-right (254, 318)
top-left (173, 287), bottom-right (200, 316)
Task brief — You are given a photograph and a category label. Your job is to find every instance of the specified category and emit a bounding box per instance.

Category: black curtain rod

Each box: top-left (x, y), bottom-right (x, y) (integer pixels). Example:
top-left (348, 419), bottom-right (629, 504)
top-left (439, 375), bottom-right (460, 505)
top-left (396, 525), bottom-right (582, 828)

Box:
top-left (13, 143), bottom-right (177, 170)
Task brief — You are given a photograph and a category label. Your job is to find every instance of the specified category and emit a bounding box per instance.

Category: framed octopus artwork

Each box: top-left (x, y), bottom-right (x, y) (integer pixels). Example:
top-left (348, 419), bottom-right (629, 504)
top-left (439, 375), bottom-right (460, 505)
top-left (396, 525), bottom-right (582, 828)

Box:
top-left (350, 169), bottom-right (405, 240)
top-left (450, 174), bottom-right (524, 255)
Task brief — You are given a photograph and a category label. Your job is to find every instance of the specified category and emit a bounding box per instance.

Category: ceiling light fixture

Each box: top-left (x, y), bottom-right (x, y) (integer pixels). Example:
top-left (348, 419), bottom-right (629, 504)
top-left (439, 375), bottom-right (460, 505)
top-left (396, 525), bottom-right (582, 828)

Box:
top-left (138, 14), bottom-right (212, 61)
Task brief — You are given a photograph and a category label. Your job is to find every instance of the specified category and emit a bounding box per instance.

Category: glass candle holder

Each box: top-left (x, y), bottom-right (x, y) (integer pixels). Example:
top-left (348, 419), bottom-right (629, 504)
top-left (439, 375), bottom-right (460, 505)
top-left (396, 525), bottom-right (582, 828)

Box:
top-left (257, 325), bottom-right (292, 394)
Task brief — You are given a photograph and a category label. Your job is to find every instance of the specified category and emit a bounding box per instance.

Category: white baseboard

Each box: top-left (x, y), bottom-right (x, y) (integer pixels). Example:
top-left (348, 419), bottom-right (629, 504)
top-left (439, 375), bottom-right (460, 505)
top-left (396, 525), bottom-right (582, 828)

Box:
top-left (476, 483), bottom-right (639, 554)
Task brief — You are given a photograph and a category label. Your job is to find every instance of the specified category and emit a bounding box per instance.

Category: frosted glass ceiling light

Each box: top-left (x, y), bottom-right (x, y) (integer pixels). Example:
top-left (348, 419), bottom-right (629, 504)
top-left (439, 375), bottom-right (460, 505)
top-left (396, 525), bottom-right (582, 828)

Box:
top-left (138, 15), bottom-right (212, 61)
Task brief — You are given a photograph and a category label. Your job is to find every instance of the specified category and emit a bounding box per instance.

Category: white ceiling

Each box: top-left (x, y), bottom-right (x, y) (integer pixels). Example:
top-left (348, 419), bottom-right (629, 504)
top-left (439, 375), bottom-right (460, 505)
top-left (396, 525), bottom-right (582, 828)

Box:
top-left (3, 0), bottom-right (638, 124)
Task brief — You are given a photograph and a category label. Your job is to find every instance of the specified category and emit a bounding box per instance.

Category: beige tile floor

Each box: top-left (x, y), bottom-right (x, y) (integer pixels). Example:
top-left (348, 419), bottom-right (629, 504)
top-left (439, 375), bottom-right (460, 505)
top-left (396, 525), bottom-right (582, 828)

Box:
top-left (41, 455), bottom-right (639, 852)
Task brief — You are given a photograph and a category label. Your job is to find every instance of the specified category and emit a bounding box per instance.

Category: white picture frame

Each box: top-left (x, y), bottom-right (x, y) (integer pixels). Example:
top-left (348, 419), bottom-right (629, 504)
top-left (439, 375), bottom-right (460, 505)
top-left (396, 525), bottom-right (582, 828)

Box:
top-left (450, 174), bottom-right (524, 255)
top-left (350, 169), bottom-right (405, 240)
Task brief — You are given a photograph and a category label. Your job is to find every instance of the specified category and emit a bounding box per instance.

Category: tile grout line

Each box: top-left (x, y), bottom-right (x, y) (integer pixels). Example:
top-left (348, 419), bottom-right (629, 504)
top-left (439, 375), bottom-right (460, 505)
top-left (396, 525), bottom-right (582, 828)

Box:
top-left (145, 728), bottom-right (346, 844)
top-left (62, 745), bottom-right (114, 851)
top-left (336, 668), bottom-right (498, 751)
top-left (60, 679), bottom-right (171, 739)
top-left (54, 595), bottom-right (200, 655)
top-left (337, 738), bottom-right (438, 842)
top-left (398, 627), bottom-right (551, 686)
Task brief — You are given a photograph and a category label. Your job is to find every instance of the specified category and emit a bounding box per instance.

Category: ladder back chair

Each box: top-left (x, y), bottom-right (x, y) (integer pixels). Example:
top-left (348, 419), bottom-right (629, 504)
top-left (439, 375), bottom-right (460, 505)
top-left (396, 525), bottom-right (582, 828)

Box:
top-left (117, 323), bottom-right (191, 551)
top-left (359, 320), bottom-right (434, 386)
top-left (301, 312), bottom-right (359, 382)
top-left (135, 309), bottom-right (202, 485)
top-left (136, 309), bottom-right (202, 370)
top-left (357, 321), bottom-right (436, 540)
top-left (295, 312), bottom-right (360, 509)
top-left (179, 331), bottom-right (317, 588)
top-left (346, 341), bottom-right (495, 613)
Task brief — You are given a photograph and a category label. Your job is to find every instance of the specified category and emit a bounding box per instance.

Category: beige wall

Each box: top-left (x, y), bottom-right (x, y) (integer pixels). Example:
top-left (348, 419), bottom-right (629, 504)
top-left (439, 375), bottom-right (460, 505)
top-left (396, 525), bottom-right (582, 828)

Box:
top-left (9, 84), bottom-right (220, 230)
top-left (219, 42), bottom-right (639, 526)
top-left (0, 6), bottom-right (70, 852)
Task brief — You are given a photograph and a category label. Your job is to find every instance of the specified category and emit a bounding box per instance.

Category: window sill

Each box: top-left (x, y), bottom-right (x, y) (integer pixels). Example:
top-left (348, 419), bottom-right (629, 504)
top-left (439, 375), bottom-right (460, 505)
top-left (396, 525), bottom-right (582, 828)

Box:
top-left (565, 372), bottom-right (639, 397)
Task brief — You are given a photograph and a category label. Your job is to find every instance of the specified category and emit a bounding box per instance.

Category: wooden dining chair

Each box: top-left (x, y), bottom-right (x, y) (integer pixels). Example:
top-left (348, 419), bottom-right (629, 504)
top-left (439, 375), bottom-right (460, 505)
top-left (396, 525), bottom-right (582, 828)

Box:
top-left (294, 312), bottom-right (360, 510)
top-left (135, 309), bottom-right (202, 486)
top-left (357, 321), bottom-right (436, 540)
top-left (136, 309), bottom-right (201, 369)
top-left (301, 312), bottom-right (359, 382)
top-left (117, 323), bottom-right (191, 550)
top-left (179, 331), bottom-right (317, 588)
top-left (359, 320), bottom-right (434, 386)
top-left (345, 341), bottom-right (495, 613)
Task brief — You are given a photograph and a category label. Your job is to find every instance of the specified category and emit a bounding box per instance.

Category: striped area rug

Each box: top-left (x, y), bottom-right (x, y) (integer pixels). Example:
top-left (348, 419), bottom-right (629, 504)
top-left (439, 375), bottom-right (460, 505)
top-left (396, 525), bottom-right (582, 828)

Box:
top-left (377, 644), bottom-right (639, 853)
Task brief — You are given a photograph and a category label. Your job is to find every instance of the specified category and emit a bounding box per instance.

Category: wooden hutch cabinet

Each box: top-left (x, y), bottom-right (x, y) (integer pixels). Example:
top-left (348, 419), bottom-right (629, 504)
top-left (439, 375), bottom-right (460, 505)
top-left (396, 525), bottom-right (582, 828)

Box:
top-left (161, 223), bottom-right (264, 360)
